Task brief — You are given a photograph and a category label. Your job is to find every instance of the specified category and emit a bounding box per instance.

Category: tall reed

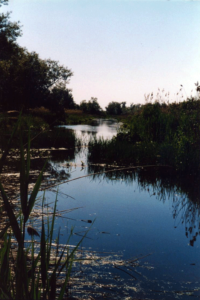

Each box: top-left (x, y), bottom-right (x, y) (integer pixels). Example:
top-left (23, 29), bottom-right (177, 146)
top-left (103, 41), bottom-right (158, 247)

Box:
top-left (0, 115), bottom-right (86, 299)
top-left (88, 98), bottom-right (200, 173)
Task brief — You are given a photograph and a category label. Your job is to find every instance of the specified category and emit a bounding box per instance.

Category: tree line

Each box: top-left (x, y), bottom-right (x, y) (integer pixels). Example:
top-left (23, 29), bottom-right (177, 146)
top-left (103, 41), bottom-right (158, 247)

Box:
top-left (4, 0), bottom-right (192, 117)
top-left (79, 99), bottom-right (142, 115)
top-left (0, 0), bottom-right (142, 116)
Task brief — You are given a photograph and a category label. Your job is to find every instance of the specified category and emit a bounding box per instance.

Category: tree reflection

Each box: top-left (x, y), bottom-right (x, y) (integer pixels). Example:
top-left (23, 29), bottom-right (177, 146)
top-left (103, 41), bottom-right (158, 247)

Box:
top-left (88, 164), bottom-right (200, 246)
top-left (50, 149), bottom-right (75, 163)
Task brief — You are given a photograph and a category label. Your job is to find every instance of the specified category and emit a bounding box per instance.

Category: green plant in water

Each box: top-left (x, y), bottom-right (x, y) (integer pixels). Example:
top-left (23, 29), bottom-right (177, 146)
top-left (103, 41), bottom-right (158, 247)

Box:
top-left (0, 115), bottom-right (86, 299)
top-left (88, 97), bottom-right (200, 173)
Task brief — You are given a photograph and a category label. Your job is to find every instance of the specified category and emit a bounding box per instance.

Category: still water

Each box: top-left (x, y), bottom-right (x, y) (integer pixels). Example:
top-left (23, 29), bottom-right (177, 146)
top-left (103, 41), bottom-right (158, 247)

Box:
top-left (47, 120), bottom-right (200, 299)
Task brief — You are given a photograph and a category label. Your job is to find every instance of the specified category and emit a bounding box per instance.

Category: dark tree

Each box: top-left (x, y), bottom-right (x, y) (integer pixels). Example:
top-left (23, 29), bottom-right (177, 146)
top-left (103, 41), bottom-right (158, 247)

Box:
top-left (80, 97), bottom-right (102, 114)
top-left (49, 84), bottom-right (75, 111)
top-left (0, 48), bottom-right (73, 110)
top-left (0, 8), bottom-right (21, 60)
top-left (106, 101), bottom-right (122, 115)
top-left (0, 2), bottom-right (73, 111)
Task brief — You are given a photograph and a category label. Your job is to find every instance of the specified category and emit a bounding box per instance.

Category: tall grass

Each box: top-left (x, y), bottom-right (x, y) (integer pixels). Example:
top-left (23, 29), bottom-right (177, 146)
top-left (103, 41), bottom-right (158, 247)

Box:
top-left (88, 98), bottom-right (200, 174)
top-left (0, 116), bottom-right (86, 299)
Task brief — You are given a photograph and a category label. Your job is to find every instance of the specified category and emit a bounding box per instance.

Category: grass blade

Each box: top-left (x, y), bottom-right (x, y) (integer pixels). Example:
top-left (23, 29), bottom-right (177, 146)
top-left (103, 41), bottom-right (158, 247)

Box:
top-left (27, 127), bottom-right (31, 178)
top-left (0, 284), bottom-right (13, 300)
top-left (0, 182), bottom-right (22, 244)
top-left (0, 112), bottom-right (21, 174)
top-left (40, 206), bottom-right (47, 290)
top-left (20, 131), bottom-right (28, 219)
top-left (49, 271), bottom-right (56, 300)
top-left (0, 222), bottom-right (10, 239)
top-left (25, 161), bottom-right (47, 223)
top-left (47, 193), bottom-right (57, 266)
top-left (58, 258), bottom-right (73, 300)
top-left (0, 233), bottom-right (11, 287)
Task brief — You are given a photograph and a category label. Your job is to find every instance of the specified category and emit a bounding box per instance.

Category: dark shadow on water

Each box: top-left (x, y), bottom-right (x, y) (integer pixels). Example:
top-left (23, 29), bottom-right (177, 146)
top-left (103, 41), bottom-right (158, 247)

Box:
top-left (88, 164), bottom-right (200, 247)
top-left (50, 148), bottom-right (76, 163)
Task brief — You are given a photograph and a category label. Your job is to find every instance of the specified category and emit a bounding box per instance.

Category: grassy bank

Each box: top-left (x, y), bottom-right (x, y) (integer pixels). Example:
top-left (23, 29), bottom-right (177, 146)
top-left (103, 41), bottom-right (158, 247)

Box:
top-left (88, 97), bottom-right (200, 174)
top-left (27, 108), bottom-right (97, 126)
top-left (0, 110), bottom-right (81, 152)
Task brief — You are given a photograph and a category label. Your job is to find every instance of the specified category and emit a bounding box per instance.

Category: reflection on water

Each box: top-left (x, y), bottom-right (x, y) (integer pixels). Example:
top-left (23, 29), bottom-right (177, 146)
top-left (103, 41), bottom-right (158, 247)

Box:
top-left (88, 164), bottom-right (200, 247)
top-left (62, 119), bottom-right (120, 140)
top-left (48, 120), bottom-right (200, 299)
top-left (50, 148), bottom-right (76, 163)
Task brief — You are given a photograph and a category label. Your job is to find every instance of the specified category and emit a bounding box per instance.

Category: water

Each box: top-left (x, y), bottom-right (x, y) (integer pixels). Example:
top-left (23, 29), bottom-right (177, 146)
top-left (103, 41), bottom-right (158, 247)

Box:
top-left (46, 120), bottom-right (200, 299)
top-left (63, 119), bottom-right (120, 140)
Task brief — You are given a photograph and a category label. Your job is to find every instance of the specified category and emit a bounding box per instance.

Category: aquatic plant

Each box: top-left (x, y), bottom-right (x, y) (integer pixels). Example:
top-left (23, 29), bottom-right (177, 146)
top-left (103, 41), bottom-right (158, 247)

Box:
top-left (88, 97), bottom-right (200, 174)
top-left (0, 116), bottom-right (85, 299)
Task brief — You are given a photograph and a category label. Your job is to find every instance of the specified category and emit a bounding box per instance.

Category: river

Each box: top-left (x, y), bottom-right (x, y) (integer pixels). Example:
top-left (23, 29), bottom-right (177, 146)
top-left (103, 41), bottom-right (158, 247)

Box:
top-left (45, 120), bottom-right (200, 299)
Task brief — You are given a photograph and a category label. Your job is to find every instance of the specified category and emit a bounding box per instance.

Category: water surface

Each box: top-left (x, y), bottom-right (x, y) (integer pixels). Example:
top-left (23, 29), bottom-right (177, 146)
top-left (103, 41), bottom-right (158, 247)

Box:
top-left (46, 120), bottom-right (200, 299)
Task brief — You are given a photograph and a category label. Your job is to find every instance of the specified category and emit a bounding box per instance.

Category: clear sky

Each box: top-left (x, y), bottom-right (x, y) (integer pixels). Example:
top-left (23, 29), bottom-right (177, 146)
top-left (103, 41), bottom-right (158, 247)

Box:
top-left (2, 0), bottom-right (200, 108)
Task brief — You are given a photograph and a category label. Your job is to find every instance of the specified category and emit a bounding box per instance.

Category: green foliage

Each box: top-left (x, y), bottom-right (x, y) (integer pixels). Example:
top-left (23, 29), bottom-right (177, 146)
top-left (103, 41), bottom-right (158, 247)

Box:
top-left (105, 101), bottom-right (123, 115)
top-left (80, 97), bottom-right (102, 114)
top-left (88, 137), bottom-right (158, 166)
top-left (125, 103), bottom-right (173, 143)
top-left (0, 116), bottom-right (86, 299)
top-left (49, 84), bottom-right (75, 111)
top-left (89, 98), bottom-right (200, 173)
top-left (0, 2), bottom-right (74, 113)
top-left (30, 127), bottom-right (77, 149)
top-left (0, 4), bottom-right (21, 60)
top-left (0, 48), bottom-right (73, 110)
top-left (105, 101), bottom-right (140, 115)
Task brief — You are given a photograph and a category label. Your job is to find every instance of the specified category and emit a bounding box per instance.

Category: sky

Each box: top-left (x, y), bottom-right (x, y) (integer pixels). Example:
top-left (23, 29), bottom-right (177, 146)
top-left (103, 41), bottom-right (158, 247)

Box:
top-left (2, 0), bottom-right (200, 108)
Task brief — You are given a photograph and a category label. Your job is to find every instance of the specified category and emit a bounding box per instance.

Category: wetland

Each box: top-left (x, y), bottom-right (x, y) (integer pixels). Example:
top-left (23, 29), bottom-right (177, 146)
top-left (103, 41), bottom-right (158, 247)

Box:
top-left (38, 119), bottom-right (200, 299)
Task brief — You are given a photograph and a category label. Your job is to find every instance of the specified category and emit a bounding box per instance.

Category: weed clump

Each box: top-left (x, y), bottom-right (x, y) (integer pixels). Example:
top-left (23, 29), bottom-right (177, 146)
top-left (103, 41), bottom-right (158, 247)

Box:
top-left (88, 97), bottom-right (200, 174)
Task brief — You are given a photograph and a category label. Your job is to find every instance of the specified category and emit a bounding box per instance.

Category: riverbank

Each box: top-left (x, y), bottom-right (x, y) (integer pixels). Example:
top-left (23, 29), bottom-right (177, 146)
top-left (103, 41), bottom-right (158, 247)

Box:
top-left (88, 97), bottom-right (200, 175)
top-left (2, 98), bottom-right (199, 175)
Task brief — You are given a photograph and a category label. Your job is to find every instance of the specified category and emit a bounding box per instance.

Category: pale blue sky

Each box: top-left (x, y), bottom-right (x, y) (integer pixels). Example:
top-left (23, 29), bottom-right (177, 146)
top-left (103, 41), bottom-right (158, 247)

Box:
top-left (3, 0), bottom-right (200, 108)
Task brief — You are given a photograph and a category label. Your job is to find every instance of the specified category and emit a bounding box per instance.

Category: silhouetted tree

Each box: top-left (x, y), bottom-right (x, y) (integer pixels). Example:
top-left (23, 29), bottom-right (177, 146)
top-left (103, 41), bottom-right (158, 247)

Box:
top-left (80, 97), bottom-right (102, 114)
top-left (0, 49), bottom-right (73, 110)
top-left (0, 1), bottom-right (73, 111)
top-left (0, 2), bottom-right (21, 60)
top-left (49, 84), bottom-right (75, 111)
top-left (106, 101), bottom-right (122, 115)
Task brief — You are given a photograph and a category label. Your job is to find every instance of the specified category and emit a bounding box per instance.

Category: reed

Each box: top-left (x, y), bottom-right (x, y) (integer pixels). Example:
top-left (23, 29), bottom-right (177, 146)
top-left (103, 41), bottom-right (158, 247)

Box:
top-left (88, 98), bottom-right (200, 174)
top-left (0, 115), bottom-right (85, 299)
